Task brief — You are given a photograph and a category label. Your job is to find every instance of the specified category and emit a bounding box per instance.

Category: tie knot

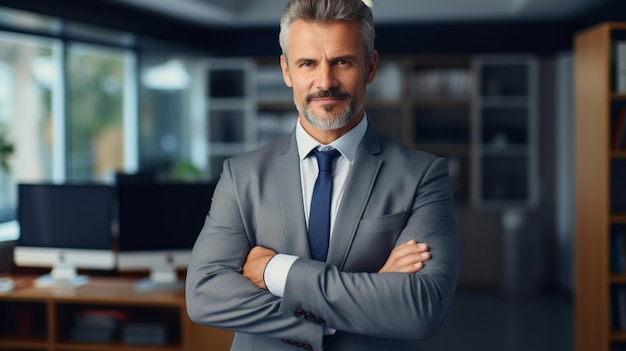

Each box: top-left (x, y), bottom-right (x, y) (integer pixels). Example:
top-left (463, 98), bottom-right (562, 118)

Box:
top-left (314, 148), bottom-right (340, 173)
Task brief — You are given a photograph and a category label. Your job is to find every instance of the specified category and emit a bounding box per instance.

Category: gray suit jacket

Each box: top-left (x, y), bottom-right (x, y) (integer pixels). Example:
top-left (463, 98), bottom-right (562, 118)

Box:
top-left (186, 124), bottom-right (459, 351)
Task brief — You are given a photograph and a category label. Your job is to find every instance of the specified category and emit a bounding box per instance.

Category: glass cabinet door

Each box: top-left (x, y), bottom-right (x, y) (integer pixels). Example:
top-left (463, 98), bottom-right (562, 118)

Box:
top-left (472, 55), bottom-right (538, 209)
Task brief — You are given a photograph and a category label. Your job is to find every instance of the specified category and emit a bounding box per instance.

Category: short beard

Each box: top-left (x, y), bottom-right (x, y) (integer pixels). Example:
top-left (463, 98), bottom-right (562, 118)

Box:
top-left (296, 89), bottom-right (360, 131)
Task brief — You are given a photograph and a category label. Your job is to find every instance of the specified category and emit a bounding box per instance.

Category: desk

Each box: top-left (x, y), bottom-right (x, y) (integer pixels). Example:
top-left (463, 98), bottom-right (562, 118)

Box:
top-left (0, 276), bottom-right (233, 351)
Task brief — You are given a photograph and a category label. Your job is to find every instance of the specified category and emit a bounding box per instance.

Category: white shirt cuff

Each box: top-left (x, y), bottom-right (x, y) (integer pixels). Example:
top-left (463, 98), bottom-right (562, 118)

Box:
top-left (264, 254), bottom-right (298, 297)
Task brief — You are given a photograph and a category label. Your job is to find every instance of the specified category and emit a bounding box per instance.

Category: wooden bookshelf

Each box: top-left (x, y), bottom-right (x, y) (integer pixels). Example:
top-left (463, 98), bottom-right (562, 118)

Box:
top-left (574, 21), bottom-right (626, 351)
top-left (0, 276), bottom-right (233, 351)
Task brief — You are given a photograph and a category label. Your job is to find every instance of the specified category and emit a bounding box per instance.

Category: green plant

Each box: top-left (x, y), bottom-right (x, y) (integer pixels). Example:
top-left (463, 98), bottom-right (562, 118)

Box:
top-left (0, 124), bottom-right (15, 173)
top-left (171, 160), bottom-right (202, 182)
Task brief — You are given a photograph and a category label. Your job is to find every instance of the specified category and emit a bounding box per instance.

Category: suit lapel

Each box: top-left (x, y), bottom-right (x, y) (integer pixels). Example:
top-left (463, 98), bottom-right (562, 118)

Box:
top-left (275, 134), bottom-right (312, 258)
top-left (327, 127), bottom-right (382, 268)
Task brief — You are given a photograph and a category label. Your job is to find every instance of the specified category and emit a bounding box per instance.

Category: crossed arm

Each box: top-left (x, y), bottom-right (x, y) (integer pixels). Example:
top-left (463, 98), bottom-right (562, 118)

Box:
top-left (187, 153), bottom-right (458, 345)
top-left (243, 239), bottom-right (431, 290)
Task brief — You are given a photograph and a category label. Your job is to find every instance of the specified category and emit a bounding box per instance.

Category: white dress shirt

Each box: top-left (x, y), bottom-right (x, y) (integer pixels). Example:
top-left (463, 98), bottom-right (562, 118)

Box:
top-left (264, 115), bottom-right (368, 297)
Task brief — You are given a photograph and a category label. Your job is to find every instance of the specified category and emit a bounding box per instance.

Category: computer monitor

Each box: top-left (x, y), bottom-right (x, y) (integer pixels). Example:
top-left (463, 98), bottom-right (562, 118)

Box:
top-left (115, 182), bottom-right (215, 291)
top-left (14, 183), bottom-right (116, 287)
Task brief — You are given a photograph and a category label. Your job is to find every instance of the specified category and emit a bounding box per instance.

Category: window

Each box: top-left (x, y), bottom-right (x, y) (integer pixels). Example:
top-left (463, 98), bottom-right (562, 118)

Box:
top-left (0, 7), bottom-right (139, 241)
top-left (0, 32), bottom-right (59, 227)
top-left (138, 55), bottom-right (199, 181)
top-left (66, 43), bottom-right (133, 181)
top-left (0, 6), bottom-right (203, 243)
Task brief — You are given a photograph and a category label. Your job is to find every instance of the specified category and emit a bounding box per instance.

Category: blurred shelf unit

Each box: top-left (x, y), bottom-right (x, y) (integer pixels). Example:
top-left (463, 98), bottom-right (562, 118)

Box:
top-left (365, 54), bottom-right (537, 209)
top-left (574, 22), bottom-right (626, 351)
top-left (195, 55), bottom-right (538, 210)
top-left (406, 56), bottom-right (474, 205)
top-left (255, 57), bottom-right (298, 146)
top-left (471, 55), bottom-right (539, 209)
top-left (191, 58), bottom-right (257, 180)
top-left (403, 56), bottom-right (473, 148)
top-left (0, 277), bottom-right (233, 351)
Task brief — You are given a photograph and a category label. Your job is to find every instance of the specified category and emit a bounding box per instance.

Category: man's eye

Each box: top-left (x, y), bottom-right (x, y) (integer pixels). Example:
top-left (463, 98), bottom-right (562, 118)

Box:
top-left (337, 60), bottom-right (350, 65)
top-left (301, 61), bottom-right (313, 67)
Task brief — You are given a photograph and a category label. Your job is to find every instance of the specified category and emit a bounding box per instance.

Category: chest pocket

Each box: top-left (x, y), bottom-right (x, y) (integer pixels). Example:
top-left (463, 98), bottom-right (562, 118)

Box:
top-left (341, 210), bottom-right (409, 272)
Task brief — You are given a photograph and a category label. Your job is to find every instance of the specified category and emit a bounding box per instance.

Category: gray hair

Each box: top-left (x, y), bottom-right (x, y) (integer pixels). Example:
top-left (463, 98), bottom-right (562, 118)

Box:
top-left (279, 0), bottom-right (375, 62)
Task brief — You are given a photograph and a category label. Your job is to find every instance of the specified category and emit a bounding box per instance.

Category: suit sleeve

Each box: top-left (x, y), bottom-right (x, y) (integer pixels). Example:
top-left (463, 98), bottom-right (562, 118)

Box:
top-left (185, 159), bottom-right (324, 347)
top-left (279, 157), bottom-right (460, 340)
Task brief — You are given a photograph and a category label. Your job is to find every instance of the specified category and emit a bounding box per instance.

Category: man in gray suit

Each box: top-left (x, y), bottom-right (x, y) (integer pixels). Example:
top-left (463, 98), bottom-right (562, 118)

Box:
top-left (186, 0), bottom-right (459, 350)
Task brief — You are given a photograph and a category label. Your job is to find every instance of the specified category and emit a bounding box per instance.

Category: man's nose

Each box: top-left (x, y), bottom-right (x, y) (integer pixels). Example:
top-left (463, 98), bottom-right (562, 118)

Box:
top-left (316, 63), bottom-right (338, 91)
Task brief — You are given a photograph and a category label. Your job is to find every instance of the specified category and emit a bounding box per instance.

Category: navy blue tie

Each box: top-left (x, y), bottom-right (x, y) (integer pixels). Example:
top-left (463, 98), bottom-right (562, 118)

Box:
top-left (308, 149), bottom-right (340, 261)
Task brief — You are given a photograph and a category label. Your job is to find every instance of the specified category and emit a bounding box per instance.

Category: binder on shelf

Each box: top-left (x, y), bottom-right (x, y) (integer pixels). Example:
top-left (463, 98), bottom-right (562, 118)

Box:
top-left (611, 230), bottom-right (626, 273)
top-left (614, 107), bottom-right (626, 150)
top-left (122, 323), bottom-right (168, 345)
top-left (70, 309), bottom-right (126, 343)
top-left (611, 162), bottom-right (626, 213)
top-left (411, 68), bottom-right (470, 98)
top-left (617, 41), bottom-right (626, 93)
top-left (614, 286), bottom-right (626, 331)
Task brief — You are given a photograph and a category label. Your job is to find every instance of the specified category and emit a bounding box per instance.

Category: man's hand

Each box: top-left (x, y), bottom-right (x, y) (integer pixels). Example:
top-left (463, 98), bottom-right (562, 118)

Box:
top-left (243, 246), bottom-right (277, 289)
top-left (378, 240), bottom-right (431, 273)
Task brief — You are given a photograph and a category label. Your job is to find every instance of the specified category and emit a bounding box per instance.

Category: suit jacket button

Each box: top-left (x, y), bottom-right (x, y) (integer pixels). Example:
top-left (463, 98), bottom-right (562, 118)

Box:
top-left (304, 312), bottom-right (316, 322)
top-left (281, 338), bottom-right (296, 345)
top-left (281, 339), bottom-right (313, 350)
top-left (297, 341), bottom-right (313, 350)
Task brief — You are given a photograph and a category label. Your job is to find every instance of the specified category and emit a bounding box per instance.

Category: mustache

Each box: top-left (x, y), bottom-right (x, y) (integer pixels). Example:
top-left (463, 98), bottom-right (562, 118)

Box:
top-left (306, 89), bottom-right (351, 102)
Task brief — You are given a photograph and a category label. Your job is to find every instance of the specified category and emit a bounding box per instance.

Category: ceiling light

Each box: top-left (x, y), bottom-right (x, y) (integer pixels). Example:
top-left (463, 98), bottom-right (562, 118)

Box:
top-left (362, 0), bottom-right (374, 7)
top-left (142, 59), bottom-right (189, 91)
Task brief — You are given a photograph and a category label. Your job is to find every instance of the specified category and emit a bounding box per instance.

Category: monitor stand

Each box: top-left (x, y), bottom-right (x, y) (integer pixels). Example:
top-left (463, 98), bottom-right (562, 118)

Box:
top-left (35, 264), bottom-right (89, 288)
top-left (134, 266), bottom-right (183, 292)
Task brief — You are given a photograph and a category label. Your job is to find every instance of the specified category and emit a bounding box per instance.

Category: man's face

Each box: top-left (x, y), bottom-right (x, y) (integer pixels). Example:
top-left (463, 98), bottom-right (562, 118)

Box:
top-left (280, 20), bottom-right (377, 133)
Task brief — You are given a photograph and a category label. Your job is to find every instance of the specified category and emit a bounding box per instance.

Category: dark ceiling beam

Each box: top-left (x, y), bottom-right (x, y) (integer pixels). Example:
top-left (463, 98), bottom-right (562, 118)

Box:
top-left (1, 0), bottom-right (625, 56)
top-left (0, 0), bottom-right (222, 50)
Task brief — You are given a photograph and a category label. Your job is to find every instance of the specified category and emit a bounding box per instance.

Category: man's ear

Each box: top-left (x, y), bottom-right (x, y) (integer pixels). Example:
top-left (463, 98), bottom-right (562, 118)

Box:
top-left (366, 50), bottom-right (378, 85)
top-left (280, 54), bottom-right (293, 88)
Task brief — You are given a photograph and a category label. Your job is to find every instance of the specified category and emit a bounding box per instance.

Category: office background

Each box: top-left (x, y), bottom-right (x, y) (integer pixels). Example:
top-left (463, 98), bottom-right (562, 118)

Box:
top-left (1, 0), bottom-right (626, 350)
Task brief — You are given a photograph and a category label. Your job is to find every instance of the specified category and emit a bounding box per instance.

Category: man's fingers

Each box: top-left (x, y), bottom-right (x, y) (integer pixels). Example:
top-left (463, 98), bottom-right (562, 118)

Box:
top-left (393, 241), bottom-right (429, 258)
top-left (379, 240), bottom-right (431, 273)
top-left (394, 251), bottom-right (430, 267)
top-left (242, 246), bottom-right (276, 290)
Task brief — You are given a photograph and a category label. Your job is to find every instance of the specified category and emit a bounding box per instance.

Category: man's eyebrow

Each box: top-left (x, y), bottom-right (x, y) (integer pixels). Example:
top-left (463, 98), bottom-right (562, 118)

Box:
top-left (332, 54), bottom-right (360, 62)
top-left (291, 54), bottom-right (360, 64)
top-left (292, 57), bottom-right (314, 65)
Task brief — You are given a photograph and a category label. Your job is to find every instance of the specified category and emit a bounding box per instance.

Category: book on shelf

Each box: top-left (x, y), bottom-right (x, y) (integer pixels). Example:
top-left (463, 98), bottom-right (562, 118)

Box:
top-left (613, 107), bottom-right (626, 150)
top-left (71, 308), bottom-right (127, 343)
top-left (613, 286), bottom-right (626, 331)
top-left (368, 63), bottom-right (402, 99)
top-left (122, 322), bottom-right (168, 345)
top-left (411, 68), bottom-right (471, 98)
top-left (617, 40), bottom-right (626, 93)
top-left (611, 163), bottom-right (626, 213)
top-left (612, 229), bottom-right (626, 274)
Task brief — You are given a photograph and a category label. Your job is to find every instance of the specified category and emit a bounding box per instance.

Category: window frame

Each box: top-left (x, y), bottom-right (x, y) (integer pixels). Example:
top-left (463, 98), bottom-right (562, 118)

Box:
top-left (0, 8), bottom-right (139, 240)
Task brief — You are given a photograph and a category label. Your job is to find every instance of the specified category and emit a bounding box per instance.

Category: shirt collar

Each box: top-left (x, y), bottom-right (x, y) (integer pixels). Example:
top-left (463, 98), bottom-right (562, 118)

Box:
top-left (296, 114), bottom-right (368, 164)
